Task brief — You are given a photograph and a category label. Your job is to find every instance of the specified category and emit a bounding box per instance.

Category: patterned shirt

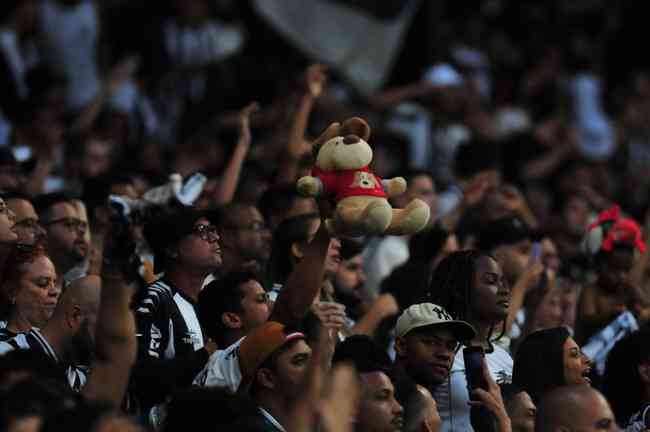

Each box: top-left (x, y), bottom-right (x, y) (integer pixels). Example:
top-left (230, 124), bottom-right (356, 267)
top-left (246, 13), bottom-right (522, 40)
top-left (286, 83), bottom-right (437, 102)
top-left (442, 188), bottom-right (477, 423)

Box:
top-left (132, 278), bottom-right (209, 409)
top-left (0, 327), bottom-right (87, 392)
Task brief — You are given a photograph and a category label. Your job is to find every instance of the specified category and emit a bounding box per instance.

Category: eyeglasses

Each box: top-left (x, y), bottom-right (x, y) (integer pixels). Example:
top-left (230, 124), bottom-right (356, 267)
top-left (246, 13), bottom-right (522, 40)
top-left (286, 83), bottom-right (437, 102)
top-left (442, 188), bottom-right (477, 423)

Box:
top-left (14, 218), bottom-right (42, 231)
top-left (255, 292), bottom-right (270, 304)
top-left (43, 218), bottom-right (88, 232)
top-left (225, 221), bottom-right (269, 232)
top-left (238, 221), bottom-right (268, 232)
top-left (192, 223), bottom-right (219, 241)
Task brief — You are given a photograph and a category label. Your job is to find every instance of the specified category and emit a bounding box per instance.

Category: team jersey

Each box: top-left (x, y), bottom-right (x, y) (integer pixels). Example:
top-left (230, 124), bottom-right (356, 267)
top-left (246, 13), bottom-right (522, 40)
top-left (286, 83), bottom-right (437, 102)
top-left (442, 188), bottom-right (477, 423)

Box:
top-left (193, 337), bottom-right (244, 392)
top-left (625, 404), bottom-right (650, 432)
top-left (0, 327), bottom-right (87, 392)
top-left (0, 320), bottom-right (17, 342)
top-left (132, 278), bottom-right (209, 409)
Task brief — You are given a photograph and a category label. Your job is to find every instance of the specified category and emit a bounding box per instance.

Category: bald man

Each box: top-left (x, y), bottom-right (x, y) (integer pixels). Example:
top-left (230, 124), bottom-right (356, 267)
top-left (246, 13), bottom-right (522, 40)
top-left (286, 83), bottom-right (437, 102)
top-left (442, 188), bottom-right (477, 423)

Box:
top-left (536, 385), bottom-right (621, 432)
top-left (0, 276), bottom-right (101, 392)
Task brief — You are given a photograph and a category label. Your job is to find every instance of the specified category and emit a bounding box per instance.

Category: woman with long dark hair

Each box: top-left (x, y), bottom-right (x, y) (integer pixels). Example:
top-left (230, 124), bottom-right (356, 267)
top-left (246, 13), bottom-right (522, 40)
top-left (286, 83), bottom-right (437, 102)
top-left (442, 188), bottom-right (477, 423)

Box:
top-left (513, 327), bottom-right (592, 405)
top-left (427, 250), bottom-right (513, 432)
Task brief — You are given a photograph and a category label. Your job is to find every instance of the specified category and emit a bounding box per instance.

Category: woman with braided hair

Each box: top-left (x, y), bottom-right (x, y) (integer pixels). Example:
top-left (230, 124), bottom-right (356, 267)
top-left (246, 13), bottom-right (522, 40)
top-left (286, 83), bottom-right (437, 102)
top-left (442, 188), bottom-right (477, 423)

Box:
top-left (426, 250), bottom-right (513, 432)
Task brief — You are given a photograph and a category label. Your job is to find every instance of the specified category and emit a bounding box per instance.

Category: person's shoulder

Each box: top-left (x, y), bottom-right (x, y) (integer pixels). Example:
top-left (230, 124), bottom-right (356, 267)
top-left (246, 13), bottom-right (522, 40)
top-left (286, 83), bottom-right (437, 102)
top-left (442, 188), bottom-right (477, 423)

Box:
top-left (0, 332), bottom-right (30, 355)
top-left (193, 337), bottom-right (244, 391)
top-left (625, 403), bottom-right (650, 431)
top-left (0, 324), bottom-right (16, 342)
top-left (135, 280), bottom-right (175, 313)
top-left (486, 344), bottom-right (513, 373)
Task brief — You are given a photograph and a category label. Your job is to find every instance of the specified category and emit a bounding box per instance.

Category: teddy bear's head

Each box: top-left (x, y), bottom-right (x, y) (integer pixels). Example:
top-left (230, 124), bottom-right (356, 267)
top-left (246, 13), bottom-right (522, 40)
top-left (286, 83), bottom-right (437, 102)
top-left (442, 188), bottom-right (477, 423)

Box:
top-left (312, 117), bottom-right (372, 171)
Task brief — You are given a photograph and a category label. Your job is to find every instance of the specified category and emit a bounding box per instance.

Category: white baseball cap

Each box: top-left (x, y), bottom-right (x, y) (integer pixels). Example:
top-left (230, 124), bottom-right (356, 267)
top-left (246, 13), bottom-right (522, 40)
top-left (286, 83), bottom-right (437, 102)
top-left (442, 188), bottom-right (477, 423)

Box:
top-left (395, 303), bottom-right (476, 340)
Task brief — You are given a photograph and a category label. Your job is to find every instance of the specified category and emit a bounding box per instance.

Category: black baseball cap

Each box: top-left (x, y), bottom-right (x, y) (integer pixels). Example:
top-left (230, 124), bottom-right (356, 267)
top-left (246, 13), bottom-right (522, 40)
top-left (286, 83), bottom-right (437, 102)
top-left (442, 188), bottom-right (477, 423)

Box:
top-left (143, 208), bottom-right (208, 273)
top-left (476, 215), bottom-right (534, 252)
top-left (332, 335), bottom-right (392, 374)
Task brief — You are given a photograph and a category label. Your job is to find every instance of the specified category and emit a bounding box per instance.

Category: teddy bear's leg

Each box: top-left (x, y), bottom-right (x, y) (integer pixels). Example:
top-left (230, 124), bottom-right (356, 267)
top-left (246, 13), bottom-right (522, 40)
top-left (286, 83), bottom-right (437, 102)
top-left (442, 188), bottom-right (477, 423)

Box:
top-left (332, 197), bottom-right (392, 236)
top-left (359, 199), bottom-right (393, 235)
top-left (385, 199), bottom-right (430, 236)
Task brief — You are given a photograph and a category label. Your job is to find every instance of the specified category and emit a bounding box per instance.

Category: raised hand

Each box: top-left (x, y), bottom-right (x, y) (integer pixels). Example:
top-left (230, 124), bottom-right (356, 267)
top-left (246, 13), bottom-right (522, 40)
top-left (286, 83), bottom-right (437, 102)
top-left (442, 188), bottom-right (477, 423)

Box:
top-left (320, 365), bottom-right (359, 432)
top-left (237, 101), bottom-right (260, 150)
top-left (312, 301), bottom-right (348, 331)
top-left (304, 64), bottom-right (328, 98)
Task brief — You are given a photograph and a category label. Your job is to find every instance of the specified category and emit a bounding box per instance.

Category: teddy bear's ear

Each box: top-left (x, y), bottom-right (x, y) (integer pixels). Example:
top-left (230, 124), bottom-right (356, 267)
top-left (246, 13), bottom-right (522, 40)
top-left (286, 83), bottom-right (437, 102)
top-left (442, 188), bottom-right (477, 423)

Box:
top-left (312, 122), bottom-right (341, 153)
top-left (341, 117), bottom-right (370, 141)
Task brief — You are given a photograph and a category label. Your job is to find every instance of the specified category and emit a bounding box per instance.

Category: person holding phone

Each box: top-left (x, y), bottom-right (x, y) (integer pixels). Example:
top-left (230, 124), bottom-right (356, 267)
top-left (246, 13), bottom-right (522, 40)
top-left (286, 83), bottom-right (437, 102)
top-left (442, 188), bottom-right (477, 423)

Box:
top-left (427, 250), bottom-right (513, 432)
top-left (467, 350), bottom-right (513, 432)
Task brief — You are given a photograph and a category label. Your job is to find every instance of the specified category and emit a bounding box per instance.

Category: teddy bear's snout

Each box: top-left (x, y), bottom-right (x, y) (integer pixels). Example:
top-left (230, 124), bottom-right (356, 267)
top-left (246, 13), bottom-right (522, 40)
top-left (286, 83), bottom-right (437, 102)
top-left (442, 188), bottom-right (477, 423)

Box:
top-left (343, 135), bottom-right (360, 145)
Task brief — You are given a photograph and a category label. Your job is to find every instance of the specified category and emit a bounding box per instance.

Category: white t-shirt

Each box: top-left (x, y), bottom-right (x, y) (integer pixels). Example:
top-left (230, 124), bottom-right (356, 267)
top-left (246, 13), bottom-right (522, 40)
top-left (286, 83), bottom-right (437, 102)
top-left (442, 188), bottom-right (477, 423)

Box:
top-left (433, 344), bottom-right (513, 432)
top-left (40, 0), bottom-right (100, 110)
top-left (193, 337), bottom-right (244, 392)
top-left (363, 236), bottom-right (409, 294)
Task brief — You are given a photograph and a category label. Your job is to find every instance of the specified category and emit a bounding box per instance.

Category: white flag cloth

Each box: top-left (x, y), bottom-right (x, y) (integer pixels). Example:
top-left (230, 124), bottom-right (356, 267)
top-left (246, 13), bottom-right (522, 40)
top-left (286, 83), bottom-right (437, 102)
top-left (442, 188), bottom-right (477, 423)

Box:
top-left (252, 0), bottom-right (420, 96)
top-left (581, 311), bottom-right (638, 375)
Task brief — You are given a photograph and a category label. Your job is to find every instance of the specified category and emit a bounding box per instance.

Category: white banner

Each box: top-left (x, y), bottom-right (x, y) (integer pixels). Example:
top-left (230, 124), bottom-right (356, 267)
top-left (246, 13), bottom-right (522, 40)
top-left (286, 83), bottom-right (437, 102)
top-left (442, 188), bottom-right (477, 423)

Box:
top-left (252, 0), bottom-right (420, 96)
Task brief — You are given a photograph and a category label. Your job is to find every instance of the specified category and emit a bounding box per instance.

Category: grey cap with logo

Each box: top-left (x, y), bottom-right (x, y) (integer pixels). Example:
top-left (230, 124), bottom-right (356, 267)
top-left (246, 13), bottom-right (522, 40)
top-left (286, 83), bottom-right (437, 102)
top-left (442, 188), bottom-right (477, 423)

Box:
top-left (395, 303), bottom-right (477, 341)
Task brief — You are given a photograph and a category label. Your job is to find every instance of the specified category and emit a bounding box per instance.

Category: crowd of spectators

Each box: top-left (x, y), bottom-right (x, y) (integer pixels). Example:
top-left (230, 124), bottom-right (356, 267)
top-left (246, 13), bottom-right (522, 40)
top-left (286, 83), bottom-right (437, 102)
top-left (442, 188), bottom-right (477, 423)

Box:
top-left (0, 1), bottom-right (649, 431)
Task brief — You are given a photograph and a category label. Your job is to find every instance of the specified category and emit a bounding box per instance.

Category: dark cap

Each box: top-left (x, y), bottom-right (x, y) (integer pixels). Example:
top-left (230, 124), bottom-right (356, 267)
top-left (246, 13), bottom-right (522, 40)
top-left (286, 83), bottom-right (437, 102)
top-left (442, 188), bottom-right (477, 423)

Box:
top-left (332, 335), bottom-right (392, 374)
top-left (340, 238), bottom-right (364, 261)
top-left (143, 208), bottom-right (207, 273)
top-left (476, 215), bottom-right (532, 252)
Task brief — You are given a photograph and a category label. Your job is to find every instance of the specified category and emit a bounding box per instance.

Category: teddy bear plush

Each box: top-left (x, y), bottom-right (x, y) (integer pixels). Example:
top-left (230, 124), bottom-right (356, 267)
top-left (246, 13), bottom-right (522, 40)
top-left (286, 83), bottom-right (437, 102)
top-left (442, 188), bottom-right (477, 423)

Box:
top-left (297, 117), bottom-right (430, 237)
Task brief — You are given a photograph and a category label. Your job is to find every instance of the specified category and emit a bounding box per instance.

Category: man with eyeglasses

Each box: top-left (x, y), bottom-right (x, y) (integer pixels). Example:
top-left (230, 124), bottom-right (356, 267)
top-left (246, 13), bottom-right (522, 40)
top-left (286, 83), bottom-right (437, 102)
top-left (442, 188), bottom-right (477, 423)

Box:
top-left (133, 208), bottom-right (222, 419)
top-left (34, 192), bottom-right (90, 284)
top-left (215, 202), bottom-right (272, 277)
top-left (4, 192), bottom-right (46, 247)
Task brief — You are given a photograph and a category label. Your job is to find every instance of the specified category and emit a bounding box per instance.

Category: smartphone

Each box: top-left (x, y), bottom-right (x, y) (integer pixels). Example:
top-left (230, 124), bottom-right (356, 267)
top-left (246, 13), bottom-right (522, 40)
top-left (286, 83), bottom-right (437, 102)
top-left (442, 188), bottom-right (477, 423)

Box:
top-left (531, 242), bottom-right (542, 262)
top-left (464, 346), bottom-right (488, 400)
top-left (465, 346), bottom-right (497, 432)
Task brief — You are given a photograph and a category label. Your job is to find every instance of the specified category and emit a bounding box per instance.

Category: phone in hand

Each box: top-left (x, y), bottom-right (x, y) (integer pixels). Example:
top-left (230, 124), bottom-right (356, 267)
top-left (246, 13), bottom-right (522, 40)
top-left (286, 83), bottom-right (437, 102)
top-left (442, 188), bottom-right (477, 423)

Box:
top-left (464, 346), bottom-right (488, 400)
top-left (464, 346), bottom-right (497, 432)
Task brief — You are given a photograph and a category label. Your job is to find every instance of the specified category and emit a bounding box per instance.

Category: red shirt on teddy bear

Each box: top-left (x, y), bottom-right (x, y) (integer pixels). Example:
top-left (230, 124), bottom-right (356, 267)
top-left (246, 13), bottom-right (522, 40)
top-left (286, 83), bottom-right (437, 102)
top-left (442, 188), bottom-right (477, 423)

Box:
top-left (312, 166), bottom-right (387, 202)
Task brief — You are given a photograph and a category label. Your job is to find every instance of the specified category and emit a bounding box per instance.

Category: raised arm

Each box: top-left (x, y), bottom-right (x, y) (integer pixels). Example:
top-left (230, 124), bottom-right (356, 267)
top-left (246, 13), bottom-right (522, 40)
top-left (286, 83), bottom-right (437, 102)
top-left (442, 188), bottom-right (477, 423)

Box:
top-left (211, 102), bottom-right (259, 206)
top-left (82, 217), bottom-right (137, 406)
top-left (345, 293), bottom-right (399, 337)
top-left (367, 81), bottom-right (441, 110)
top-left (70, 56), bottom-right (138, 134)
top-left (270, 220), bottom-right (332, 326)
top-left (275, 64), bottom-right (327, 184)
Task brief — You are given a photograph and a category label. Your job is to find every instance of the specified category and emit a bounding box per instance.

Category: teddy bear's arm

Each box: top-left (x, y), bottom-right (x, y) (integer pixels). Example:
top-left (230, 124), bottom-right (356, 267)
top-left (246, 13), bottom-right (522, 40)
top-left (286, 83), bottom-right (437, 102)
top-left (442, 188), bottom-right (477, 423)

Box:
top-left (297, 175), bottom-right (324, 197)
top-left (382, 177), bottom-right (407, 198)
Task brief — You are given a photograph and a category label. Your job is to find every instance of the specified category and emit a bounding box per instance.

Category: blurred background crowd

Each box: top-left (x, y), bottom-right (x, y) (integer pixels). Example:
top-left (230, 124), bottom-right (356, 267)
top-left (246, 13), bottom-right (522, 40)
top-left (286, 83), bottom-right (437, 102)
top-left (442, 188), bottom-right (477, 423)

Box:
top-left (1, 0), bottom-right (650, 431)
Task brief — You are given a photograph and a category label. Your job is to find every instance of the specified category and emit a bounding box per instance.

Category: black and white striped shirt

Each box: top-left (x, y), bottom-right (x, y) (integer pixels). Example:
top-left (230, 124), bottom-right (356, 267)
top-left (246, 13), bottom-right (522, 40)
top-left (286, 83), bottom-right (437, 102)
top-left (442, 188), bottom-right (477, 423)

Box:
top-left (0, 320), bottom-right (17, 342)
top-left (0, 327), bottom-right (87, 392)
top-left (132, 278), bottom-right (209, 409)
